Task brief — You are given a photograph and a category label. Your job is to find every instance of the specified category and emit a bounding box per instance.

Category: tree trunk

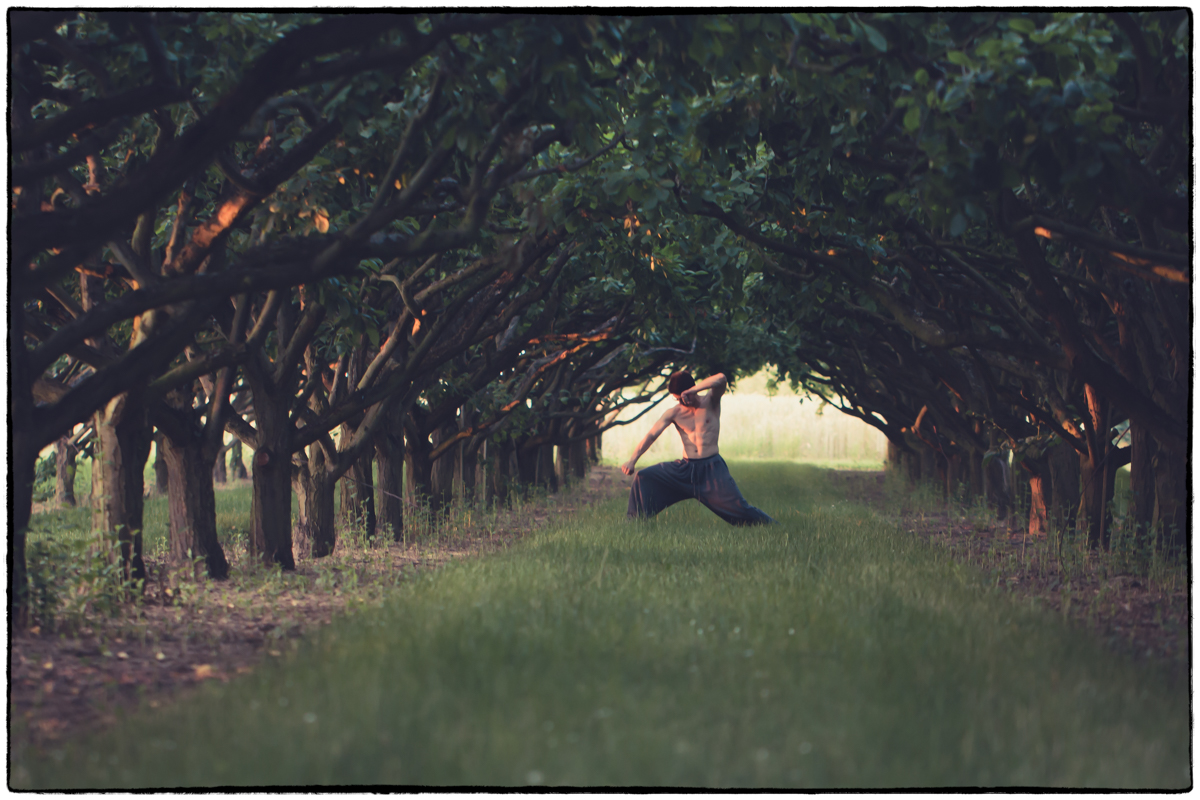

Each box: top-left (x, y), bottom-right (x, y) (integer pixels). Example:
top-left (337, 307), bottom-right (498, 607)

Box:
top-left (1027, 469), bottom-right (1050, 538)
top-left (915, 446), bottom-right (935, 489)
top-left (251, 443), bottom-right (295, 569)
top-left (967, 449), bottom-right (984, 502)
top-left (903, 449), bottom-right (922, 484)
top-left (339, 441), bottom-right (376, 538)
top-left (430, 424), bottom-right (457, 513)
top-left (1152, 445), bottom-right (1186, 558)
top-left (11, 337), bottom-right (35, 624)
top-left (461, 438), bottom-right (483, 503)
top-left (555, 443), bottom-right (571, 489)
top-left (212, 444), bottom-right (228, 484)
top-left (1129, 423), bottom-right (1155, 549)
top-left (376, 427), bottom-right (405, 542)
top-left (537, 441), bottom-right (558, 493)
top-left (92, 395), bottom-right (151, 583)
top-left (55, 435), bottom-right (78, 508)
top-left (11, 438), bottom-right (33, 624)
top-left (515, 440), bottom-right (538, 492)
top-left (1077, 449), bottom-right (1112, 550)
top-left (944, 451), bottom-right (964, 501)
top-left (908, 444), bottom-right (924, 484)
top-left (476, 440), bottom-right (492, 506)
top-left (491, 439), bottom-right (516, 507)
top-left (586, 435), bottom-right (600, 466)
top-left (457, 407), bottom-right (477, 503)
top-left (1077, 385), bottom-right (1112, 550)
top-left (1022, 453), bottom-right (1051, 534)
top-left (1046, 439), bottom-right (1080, 534)
top-left (406, 429), bottom-right (436, 517)
top-left (153, 431), bottom-right (170, 495)
top-left (228, 439), bottom-right (248, 479)
top-left (569, 439), bottom-right (589, 481)
top-left (982, 445), bottom-right (1011, 521)
top-left (161, 434), bottom-right (229, 579)
top-left (886, 439), bottom-right (902, 472)
top-left (294, 461), bottom-right (337, 559)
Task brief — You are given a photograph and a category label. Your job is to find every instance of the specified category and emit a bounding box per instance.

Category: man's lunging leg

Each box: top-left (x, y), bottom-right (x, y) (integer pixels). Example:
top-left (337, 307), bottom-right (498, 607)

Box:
top-left (693, 455), bottom-right (775, 526)
top-left (627, 460), bottom-right (694, 519)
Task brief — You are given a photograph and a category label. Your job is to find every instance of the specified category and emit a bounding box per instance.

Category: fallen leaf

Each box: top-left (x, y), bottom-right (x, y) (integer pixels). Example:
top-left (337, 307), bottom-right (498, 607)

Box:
top-left (117, 652), bottom-right (129, 660)
top-left (155, 652), bottom-right (166, 661)
top-left (42, 660), bottom-right (53, 671)
top-left (193, 664), bottom-right (215, 680)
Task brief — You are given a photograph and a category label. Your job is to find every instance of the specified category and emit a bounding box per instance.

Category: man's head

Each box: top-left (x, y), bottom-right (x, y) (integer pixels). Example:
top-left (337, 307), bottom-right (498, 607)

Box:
top-left (668, 370), bottom-right (696, 403)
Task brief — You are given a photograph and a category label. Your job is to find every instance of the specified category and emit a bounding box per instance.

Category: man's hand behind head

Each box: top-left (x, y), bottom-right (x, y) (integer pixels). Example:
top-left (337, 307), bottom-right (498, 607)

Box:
top-left (678, 388), bottom-right (700, 408)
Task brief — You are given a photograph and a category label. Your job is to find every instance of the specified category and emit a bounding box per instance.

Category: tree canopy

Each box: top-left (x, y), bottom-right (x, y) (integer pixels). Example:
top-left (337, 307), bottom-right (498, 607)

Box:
top-left (10, 11), bottom-right (1189, 617)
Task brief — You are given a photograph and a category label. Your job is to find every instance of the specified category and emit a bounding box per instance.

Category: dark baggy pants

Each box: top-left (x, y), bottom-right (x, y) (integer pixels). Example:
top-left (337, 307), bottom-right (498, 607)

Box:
top-left (627, 454), bottom-right (774, 526)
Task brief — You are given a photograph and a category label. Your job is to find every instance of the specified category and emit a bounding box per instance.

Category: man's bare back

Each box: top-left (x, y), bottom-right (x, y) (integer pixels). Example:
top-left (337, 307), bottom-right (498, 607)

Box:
top-left (621, 373), bottom-right (726, 475)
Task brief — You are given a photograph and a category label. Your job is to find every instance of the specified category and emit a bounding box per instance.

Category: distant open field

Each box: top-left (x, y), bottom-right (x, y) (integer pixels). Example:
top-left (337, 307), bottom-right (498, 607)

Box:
top-left (600, 374), bottom-right (888, 469)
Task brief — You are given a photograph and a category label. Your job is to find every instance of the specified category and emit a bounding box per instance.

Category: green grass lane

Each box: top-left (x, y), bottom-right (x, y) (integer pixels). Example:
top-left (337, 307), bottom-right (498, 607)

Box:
top-left (15, 463), bottom-right (1188, 789)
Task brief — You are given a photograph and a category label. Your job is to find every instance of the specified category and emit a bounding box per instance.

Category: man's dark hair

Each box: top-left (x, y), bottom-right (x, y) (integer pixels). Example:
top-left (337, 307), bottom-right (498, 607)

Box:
top-left (668, 370), bottom-right (695, 396)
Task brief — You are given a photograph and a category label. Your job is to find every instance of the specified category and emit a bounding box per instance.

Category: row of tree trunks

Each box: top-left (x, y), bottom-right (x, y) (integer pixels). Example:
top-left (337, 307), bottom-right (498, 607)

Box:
top-left (892, 418), bottom-right (1185, 560)
top-left (1023, 442), bottom-right (1080, 540)
top-left (27, 399), bottom-right (592, 594)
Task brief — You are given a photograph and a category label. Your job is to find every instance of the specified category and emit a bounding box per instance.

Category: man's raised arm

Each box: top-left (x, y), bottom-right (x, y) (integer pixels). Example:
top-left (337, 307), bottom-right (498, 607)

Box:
top-left (679, 373), bottom-right (727, 408)
top-left (621, 407), bottom-right (677, 476)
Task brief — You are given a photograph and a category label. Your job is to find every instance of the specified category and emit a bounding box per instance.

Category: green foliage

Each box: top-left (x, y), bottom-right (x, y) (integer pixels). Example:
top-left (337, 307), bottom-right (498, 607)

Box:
top-left (24, 534), bottom-right (144, 633)
top-left (32, 452), bottom-right (57, 503)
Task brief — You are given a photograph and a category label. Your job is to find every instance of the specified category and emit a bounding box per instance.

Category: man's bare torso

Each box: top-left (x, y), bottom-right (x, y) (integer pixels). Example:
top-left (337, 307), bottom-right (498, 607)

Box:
top-left (669, 393), bottom-right (721, 459)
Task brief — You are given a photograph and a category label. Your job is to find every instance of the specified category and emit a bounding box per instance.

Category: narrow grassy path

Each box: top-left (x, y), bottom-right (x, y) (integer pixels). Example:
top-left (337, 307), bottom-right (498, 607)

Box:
top-left (14, 464), bottom-right (1188, 789)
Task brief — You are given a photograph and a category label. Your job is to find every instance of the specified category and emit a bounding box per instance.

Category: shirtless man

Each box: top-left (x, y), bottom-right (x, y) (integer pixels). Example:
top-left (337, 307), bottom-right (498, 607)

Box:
top-left (621, 370), bottom-right (774, 525)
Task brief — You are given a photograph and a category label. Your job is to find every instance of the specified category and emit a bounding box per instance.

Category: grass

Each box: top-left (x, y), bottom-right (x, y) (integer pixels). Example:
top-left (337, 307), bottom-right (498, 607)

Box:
top-left (879, 466), bottom-right (1187, 595)
top-left (13, 463), bottom-right (1188, 789)
top-left (28, 478), bottom-right (256, 561)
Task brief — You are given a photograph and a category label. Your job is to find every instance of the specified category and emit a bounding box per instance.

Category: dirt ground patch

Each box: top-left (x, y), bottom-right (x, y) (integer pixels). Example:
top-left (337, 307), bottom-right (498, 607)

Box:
top-left (830, 470), bottom-right (1189, 672)
top-left (10, 467), bottom-right (631, 757)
